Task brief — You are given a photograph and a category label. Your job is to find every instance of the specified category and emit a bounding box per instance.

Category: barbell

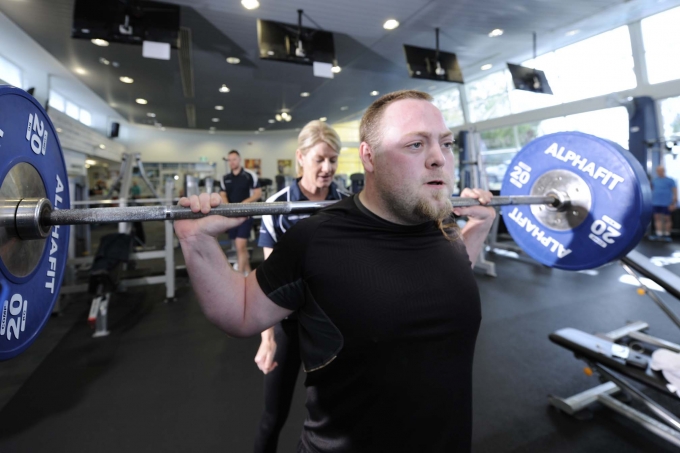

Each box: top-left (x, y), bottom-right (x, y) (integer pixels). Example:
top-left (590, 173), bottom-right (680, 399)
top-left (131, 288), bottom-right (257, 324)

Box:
top-left (0, 85), bottom-right (653, 360)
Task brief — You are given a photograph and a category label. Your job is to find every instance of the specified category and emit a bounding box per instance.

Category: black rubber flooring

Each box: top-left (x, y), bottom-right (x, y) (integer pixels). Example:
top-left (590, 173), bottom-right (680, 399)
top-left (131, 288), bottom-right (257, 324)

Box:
top-left (2, 236), bottom-right (680, 452)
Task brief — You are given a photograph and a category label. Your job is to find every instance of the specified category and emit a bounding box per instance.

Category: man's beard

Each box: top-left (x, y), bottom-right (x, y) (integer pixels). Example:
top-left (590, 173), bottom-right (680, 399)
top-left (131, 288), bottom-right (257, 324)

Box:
top-left (378, 179), bottom-right (453, 224)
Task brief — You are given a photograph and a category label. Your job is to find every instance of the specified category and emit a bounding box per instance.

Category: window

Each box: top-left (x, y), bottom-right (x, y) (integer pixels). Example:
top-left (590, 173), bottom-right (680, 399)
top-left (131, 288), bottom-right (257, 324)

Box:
top-left (660, 95), bottom-right (680, 139)
top-left (479, 107), bottom-right (629, 190)
top-left (65, 101), bottom-right (80, 120)
top-left (79, 109), bottom-right (92, 126)
top-left (466, 27), bottom-right (636, 122)
top-left (642, 6), bottom-right (680, 85)
top-left (0, 54), bottom-right (22, 88)
top-left (49, 91), bottom-right (65, 112)
top-left (55, 91), bottom-right (93, 126)
top-left (432, 87), bottom-right (465, 127)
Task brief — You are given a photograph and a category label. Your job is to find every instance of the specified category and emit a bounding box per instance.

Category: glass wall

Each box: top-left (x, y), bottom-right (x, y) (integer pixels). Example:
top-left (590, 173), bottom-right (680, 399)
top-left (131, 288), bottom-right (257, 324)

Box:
top-left (660, 95), bottom-right (680, 139)
top-left (480, 106), bottom-right (629, 190)
top-left (642, 6), bottom-right (680, 85)
top-left (466, 26), bottom-right (636, 122)
top-left (432, 87), bottom-right (465, 127)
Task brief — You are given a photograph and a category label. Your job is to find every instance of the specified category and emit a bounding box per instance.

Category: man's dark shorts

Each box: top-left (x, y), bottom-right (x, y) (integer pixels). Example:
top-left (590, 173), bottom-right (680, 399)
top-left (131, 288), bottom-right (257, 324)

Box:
top-left (228, 217), bottom-right (254, 240)
top-left (654, 206), bottom-right (672, 215)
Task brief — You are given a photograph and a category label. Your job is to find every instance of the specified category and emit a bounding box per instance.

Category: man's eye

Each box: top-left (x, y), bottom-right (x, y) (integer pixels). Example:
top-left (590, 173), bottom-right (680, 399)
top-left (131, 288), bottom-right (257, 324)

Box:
top-left (409, 142), bottom-right (423, 149)
top-left (442, 141), bottom-right (453, 149)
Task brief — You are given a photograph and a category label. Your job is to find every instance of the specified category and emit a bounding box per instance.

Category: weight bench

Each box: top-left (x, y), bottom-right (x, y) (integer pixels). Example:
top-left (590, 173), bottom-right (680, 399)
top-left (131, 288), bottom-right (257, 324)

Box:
top-left (549, 249), bottom-right (680, 447)
top-left (87, 233), bottom-right (133, 337)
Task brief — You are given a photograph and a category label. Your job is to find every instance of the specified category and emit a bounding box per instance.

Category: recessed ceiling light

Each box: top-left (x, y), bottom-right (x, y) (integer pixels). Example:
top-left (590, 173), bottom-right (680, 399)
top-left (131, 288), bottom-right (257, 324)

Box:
top-left (565, 29), bottom-right (580, 37)
top-left (226, 57), bottom-right (240, 65)
top-left (300, 92), bottom-right (310, 97)
top-left (268, 119), bottom-right (275, 123)
top-left (147, 112), bottom-right (156, 117)
top-left (319, 117), bottom-right (327, 122)
top-left (332, 65), bottom-right (341, 74)
top-left (480, 64), bottom-right (493, 71)
top-left (99, 144), bottom-right (106, 149)
top-left (219, 84), bottom-right (230, 93)
top-left (340, 106), bottom-right (349, 111)
top-left (215, 105), bottom-right (224, 110)
top-left (267, 50), bottom-right (275, 56)
top-left (488, 29), bottom-right (504, 38)
top-left (275, 114), bottom-right (283, 122)
top-left (91, 38), bottom-right (109, 47)
top-left (383, 19), bottom-right (399, 30)
top-left (86, 159), bottom-right (97, 166)
top-left (370, 91), bottom-right (379, 96)
top-left (119, 76), bottom-right (134, 84)
top-left (212, 118), bottom-right (219, 122)
top-left (136, 98), bottom-right (148, 104)
top-left (241, 0), bottom-right (259, 10)
top-left (99, 57), bottom-right (110, 65)
top-left (74, 67), bottom-right (87, 75)
top-left (258, 127), bottom-right (265, 131)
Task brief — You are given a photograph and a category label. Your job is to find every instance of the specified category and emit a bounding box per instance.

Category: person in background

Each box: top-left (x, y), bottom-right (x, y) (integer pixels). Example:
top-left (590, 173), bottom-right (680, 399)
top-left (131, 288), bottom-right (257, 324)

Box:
top-left (651, 165), bottom-right (677, 241)
top-left (219, 150), bottom-right (262, 274)
top-left (253, 120), bottom-right (349, 453)
top-left (130, 179), bottom-right (141, 199)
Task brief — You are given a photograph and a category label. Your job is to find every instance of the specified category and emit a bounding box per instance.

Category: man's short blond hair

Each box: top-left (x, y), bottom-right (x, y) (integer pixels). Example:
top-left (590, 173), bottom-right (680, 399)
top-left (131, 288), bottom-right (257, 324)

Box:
top-left (296, 120), bottom-right (342, 177)
top-left (359, 90), bottom-right (434, 149)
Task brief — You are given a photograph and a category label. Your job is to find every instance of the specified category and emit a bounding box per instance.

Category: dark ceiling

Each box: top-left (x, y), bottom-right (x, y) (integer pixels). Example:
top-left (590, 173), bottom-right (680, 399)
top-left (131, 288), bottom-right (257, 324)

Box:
top-left (0, 0), bottom-right (668, 132)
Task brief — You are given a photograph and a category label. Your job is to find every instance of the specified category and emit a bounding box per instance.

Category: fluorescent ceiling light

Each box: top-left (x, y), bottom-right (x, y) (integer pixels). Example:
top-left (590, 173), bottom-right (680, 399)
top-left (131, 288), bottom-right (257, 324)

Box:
top-left (99, 144), bottom-right (106, 149)
top-left (212, 118), bottom-right (220, 122)
top-left (370, 91), bottom-right (379, 96)
top-left (219, 84), bottom-right (230, 93)
top-left (136, 98), bottom-right (148, 104)
top-left (300, 92), bottom-right (310, 97)
top-left (383, 19), bottom-right (399, 30)
top-left (91, 38), bottom-right (109, 46)
top-left (319, 117), bottom-right (327, 122)
top-left (565, 29), bottom-right (580, 37)
top-left (74, 68), bottom-right (87, 75)
top-left (488, 29), bottom-right (504, 38)
top-left (226, 57), bottom-right (240, 65)
top-left (99, 57), bottom-right (110, 65)
top-left (332, 65), bottom-right (341, 74)
top-left (480, 64), bottom-right (493, 71)
top-left (268, 119), bottom-right (275, 123)
top-left (241, 0), bottom-right (259, 10)
top-left (215, 105), bottom-right (224, 110)
top-left (258, 127), bottom-right (265, 131)
top-left (85, 159), bottom-right (97, 165)
top-left (119, 76), bottom-right (134, 84)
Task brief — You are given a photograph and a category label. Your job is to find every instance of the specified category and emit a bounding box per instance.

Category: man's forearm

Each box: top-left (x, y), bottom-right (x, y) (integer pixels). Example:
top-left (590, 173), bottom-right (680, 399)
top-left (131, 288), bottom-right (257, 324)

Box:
top-left (179, 234), bottom-right (249, 336)
top-left (460, 218), bottom-right (494, 267)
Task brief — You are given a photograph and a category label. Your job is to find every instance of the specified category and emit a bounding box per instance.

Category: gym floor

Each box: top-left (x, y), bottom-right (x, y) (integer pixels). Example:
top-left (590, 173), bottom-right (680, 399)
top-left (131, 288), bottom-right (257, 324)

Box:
top-left (2, 224), bottom-right (680, 452)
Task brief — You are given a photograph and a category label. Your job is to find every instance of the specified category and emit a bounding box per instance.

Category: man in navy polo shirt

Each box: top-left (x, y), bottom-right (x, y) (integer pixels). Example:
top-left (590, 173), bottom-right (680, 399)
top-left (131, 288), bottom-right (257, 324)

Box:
top-left (220, 149), bottom-right (262, 274)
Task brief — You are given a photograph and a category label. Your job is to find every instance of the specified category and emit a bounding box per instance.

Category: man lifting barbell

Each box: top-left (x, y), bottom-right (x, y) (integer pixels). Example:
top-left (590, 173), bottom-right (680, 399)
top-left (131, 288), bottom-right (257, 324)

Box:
top-left (174, 90), bottom-right (496, 452)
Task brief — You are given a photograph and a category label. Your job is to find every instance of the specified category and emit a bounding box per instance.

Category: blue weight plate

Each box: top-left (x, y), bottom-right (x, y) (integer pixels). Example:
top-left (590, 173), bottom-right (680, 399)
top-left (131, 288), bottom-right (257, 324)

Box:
top-left (0, 86), bottom-right (70, 360)
top-left (500, 131), bottom-right (651, 271)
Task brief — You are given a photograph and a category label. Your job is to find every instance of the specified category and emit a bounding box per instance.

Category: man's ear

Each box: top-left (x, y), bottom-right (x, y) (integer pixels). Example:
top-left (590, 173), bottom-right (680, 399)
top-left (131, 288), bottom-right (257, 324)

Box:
top-left (359, 142), bottom-right (375, 173)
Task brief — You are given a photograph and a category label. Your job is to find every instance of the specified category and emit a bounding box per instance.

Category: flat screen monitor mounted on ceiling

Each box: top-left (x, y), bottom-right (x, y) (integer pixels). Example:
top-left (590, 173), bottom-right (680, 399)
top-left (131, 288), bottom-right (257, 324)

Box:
top-left (403, 45), bottom-right (463, 84)
top-left (507, 63), bottom-right (553, 95)
top-left (257, 18), bottom-right (335, 65)
top-left (72, 0), bottom-right (181, 48)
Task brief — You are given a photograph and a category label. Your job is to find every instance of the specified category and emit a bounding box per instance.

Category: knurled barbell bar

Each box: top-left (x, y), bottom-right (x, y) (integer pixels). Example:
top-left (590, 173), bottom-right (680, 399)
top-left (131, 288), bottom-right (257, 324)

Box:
top-left (0, 85), bottom-right (653, 360)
